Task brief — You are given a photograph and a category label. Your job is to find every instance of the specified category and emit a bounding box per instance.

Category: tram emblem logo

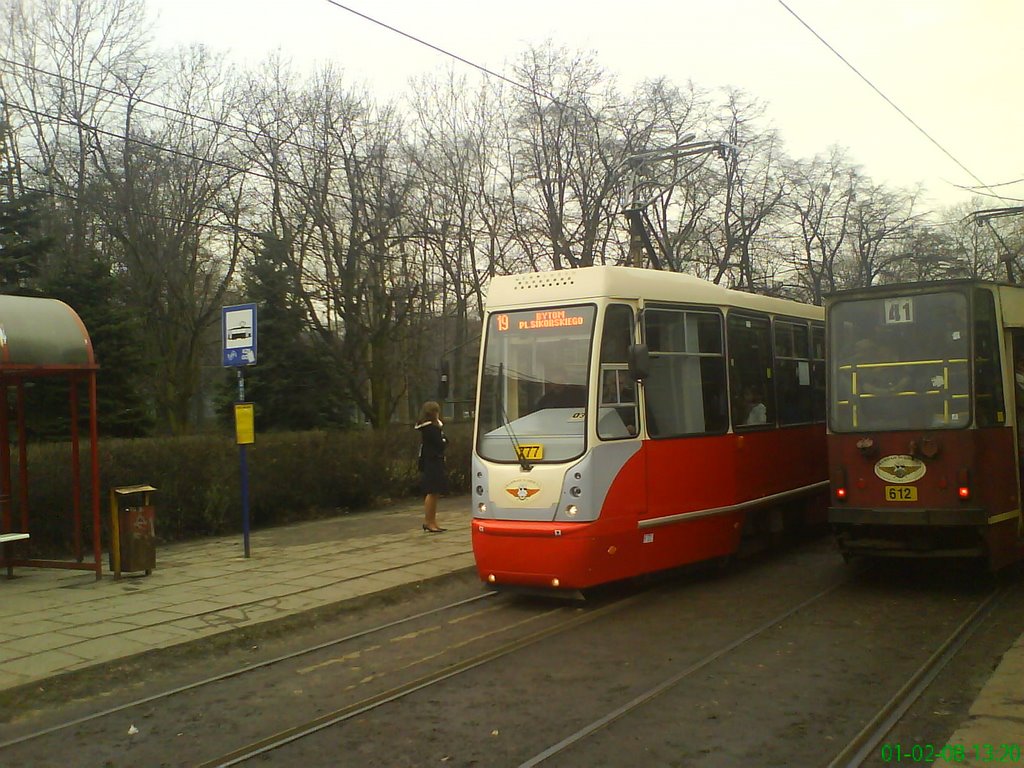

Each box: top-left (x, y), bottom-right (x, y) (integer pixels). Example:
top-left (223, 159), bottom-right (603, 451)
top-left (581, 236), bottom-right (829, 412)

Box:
top-left (874, 454), bottom-right (926, 484)
top-left (505, 479), bottom-right (541, 501)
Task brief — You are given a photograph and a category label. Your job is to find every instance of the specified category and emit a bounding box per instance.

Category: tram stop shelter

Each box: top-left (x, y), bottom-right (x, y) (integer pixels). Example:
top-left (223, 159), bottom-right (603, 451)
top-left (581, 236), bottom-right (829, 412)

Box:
top-left (0, 295), bottom-right (102, 579)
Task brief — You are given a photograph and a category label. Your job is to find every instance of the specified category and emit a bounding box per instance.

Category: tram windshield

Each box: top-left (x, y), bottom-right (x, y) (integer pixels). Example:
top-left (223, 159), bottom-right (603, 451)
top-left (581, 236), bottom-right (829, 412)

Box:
top-left (829, 291), bottom-right (970, 432)
top-left (477, 305), bottom-right (595, 463)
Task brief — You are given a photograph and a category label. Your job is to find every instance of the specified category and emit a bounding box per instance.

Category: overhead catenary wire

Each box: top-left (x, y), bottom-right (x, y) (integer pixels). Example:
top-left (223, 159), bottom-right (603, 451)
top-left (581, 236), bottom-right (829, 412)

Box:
top-left (774, 0), bottom-right (1013, 205)
top-left (0, 58), bottom-right (649, 250)
top-left (0, 56), bottom-right (440, 192)
top-left (6, 93), bottom-right (967, 261)
top-left (4, 13), bottom-right (995, 282)
top-left (323, 0), bottom-right (1010, 211)
top-left (2, 64), bottom-right (734, 260)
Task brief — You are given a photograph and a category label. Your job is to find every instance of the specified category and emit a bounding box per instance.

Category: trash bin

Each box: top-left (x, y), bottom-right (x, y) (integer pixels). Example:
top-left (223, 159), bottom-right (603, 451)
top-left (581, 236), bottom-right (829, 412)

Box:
top-left (109, 485), bottom-right (157, 577)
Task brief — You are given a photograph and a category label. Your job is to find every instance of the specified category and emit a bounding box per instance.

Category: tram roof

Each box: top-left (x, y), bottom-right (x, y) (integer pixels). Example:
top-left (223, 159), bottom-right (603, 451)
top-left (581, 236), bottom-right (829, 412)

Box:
top-left (824, 279), bottom-right (1024, 329)
top-left (825, 278), bottom-right (1013, 304)
top-left (484, 266), bottom-right (823, 320)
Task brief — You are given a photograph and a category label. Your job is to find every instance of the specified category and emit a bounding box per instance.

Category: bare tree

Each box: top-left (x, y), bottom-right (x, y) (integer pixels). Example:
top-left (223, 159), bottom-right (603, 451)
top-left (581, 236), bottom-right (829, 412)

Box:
top-left (840, 180), bottom-right (922, 287)
top-left (506, 44), bottom-right (625, 269)
top-left (705, 90), bottom-right (788, 291)
top-left (93, 45), bottom-right (245, 433)
top-left (275, 68), bottom-right (419, 427)
top-left (405, 70), bottom-right (517, 412)
top-left (1, 0), bottom-right (151, 262)
top-left (783, 147), bottom-right (860, 304)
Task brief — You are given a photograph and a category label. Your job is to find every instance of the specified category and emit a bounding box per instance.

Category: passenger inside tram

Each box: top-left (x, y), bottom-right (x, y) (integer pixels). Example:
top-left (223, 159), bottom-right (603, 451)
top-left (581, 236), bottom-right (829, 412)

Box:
top-left (850, 332), bottom-right (919, 427)
top-left (741, 386), bottom-right (767, 425)
top-left (533, 363), bottom-right (587, 411)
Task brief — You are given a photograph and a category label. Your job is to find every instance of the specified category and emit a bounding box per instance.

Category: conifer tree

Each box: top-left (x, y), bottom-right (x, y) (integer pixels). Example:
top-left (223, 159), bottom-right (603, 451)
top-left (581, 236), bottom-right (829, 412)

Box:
top-left (37, 255), bottom-right (154, 438)
top-left (228, 234), bottom-right (347, 431)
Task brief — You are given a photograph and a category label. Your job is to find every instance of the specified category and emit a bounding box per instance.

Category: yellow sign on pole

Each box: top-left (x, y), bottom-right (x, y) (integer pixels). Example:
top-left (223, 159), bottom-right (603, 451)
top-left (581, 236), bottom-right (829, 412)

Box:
top-left (234, 403), bottom-right (255, 445)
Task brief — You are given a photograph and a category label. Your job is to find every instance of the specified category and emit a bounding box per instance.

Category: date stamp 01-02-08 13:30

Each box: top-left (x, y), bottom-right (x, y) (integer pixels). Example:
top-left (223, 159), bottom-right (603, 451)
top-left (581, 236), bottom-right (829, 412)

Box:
top-left (881, 743), bottom-right (1022, 763)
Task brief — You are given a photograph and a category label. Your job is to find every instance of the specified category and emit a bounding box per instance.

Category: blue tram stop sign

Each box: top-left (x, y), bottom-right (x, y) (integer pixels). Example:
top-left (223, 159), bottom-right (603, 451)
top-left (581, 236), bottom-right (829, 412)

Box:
top-left (222, 303), bottom-right (257, 367)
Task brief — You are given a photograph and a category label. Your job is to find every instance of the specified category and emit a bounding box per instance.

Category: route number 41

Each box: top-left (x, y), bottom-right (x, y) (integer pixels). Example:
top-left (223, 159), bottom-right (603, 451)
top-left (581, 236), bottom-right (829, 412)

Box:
top-left (884, 297), bottom-right (914, 324)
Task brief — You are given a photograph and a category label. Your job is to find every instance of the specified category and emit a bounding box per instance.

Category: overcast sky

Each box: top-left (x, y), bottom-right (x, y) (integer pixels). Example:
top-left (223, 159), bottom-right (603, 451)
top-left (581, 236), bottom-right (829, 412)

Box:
top-left (146, 0), bottom-right (1023, 214)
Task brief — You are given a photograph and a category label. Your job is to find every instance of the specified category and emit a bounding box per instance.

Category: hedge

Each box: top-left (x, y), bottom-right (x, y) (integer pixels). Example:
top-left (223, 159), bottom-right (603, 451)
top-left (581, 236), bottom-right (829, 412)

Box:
top-left (12, 422), bottom-right (472, 556)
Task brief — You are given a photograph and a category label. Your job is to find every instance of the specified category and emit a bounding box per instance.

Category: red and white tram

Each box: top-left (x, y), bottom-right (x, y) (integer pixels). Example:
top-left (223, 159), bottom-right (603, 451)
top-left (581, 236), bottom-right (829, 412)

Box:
top-left (827, 279), bottom-right (1024, 568)
top-left (470, 266), bottom-right (828, 591)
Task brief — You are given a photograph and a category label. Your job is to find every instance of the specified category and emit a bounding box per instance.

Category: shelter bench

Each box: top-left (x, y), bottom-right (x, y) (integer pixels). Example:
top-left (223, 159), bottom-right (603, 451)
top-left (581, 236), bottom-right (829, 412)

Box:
top-left (1, 533), bottom-right (30, 578)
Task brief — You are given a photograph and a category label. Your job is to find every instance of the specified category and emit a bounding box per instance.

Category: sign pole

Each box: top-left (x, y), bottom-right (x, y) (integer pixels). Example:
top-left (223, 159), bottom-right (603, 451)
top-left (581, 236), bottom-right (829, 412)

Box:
top-left (223, 302), bottom-right (257, 559)
top-left (237, 369), bottom-right (251, 559)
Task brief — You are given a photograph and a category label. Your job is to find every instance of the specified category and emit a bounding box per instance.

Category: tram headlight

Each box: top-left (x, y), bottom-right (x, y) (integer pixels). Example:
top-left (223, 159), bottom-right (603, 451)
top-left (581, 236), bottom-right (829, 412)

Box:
top-left (478, 502), bottom-right (488, 514)
top-left (570, 486), bottom-right (582, 497)
top-left (475, 485), bottom-right (484, 496)
top-left (565, 504), bottom-right (579, 517)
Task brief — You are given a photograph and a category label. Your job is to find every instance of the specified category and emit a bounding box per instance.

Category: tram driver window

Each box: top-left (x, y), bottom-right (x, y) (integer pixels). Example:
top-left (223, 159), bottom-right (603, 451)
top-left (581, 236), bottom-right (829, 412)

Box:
top-left (974, 288), bottom-right (1004, 428)
top-left (598, 304), bottom-right (638, 439)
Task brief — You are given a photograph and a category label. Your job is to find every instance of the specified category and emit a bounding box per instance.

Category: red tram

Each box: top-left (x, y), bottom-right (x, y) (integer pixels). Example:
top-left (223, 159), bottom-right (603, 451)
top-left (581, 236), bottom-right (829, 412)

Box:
top-left (470, 266), bottom-right (829, 592)
top-left (827, 280), bottom-right (1024, 568)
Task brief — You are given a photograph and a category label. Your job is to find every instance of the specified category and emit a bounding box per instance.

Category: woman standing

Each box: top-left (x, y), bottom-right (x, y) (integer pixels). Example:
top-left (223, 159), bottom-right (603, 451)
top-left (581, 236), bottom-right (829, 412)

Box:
top-left (415, 401), bottom-right (448, 533)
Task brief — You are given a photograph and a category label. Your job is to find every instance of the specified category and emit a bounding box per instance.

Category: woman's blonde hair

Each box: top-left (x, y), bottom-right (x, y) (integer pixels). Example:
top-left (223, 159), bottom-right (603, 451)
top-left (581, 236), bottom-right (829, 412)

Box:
top-left (418, 400), bottom-right (441, 423)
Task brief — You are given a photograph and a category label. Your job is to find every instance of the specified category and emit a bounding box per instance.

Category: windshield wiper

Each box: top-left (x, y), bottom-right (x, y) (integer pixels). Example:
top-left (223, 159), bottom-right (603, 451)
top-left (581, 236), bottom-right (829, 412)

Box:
top-left (496, 363), bottom-right (532, 472)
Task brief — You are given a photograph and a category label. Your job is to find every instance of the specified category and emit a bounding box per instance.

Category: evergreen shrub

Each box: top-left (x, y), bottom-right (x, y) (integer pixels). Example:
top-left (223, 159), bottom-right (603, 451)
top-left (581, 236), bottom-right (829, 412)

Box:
top-left (17, 422), bottom-right (471, 555)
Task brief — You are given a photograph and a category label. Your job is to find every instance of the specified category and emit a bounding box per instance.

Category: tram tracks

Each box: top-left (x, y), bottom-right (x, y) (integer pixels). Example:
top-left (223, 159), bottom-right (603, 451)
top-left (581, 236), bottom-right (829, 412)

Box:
top-left (0, 582), bottom-right (653, 767)
top-left (510, 571), bottom-right (1011, 768)
top-left (0, 591), bottom-right (496, 750)
top-left (193, 550), bottom-right (858, 767)
top-left (515, 582), bottom-right (846, 767)
top-left (4, 549), bottom-right (1010, 767)
top-left (197, 593), bottom-right (647, 767)
top-left (827, 586), bottom-right (1006, 768)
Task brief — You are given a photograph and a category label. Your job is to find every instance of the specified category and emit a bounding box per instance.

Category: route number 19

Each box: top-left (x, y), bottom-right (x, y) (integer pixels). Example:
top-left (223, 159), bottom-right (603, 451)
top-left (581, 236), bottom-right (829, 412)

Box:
top-left (884, 298), bottom-right (914, 324)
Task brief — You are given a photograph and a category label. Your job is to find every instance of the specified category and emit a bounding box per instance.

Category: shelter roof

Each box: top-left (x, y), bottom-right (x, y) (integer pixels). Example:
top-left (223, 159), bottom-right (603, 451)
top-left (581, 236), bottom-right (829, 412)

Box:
top-left (0, 295), bottom-right (96, 375)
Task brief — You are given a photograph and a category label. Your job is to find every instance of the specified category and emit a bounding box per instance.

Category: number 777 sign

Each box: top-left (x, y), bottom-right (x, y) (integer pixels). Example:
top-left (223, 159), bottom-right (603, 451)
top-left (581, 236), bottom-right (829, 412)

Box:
top-left (222, 303), bottom-right (257, 366)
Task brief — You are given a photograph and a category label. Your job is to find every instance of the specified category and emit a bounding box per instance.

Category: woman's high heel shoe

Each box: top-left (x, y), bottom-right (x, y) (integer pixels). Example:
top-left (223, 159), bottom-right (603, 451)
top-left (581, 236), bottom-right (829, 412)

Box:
top-left (422, 524), bottom-right (446, 533)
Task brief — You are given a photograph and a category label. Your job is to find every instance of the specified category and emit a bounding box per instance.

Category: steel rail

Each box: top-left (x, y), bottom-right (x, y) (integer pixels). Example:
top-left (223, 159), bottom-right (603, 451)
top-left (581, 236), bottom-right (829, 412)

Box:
top-left (0, 591), bottom-right (495, 749)
top-left (825, 586), bottom-right (1005, 768)
top-left (517, 581), bottom-right (846, 767)
top-left (198, 590), bottom-right (652, 767)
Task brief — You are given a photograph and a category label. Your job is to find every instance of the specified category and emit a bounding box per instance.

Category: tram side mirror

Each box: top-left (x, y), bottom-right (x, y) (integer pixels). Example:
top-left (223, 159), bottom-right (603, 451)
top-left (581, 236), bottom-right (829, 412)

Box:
top-left (628, 344), bottom-right (650, 381)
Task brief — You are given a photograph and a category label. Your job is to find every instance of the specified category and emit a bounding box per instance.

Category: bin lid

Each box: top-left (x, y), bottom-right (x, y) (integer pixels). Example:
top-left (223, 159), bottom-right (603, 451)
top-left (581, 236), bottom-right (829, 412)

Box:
top-left (114, 485), bottom-right (158, 495)
top-left (0, 295), bottom-right (96, 375)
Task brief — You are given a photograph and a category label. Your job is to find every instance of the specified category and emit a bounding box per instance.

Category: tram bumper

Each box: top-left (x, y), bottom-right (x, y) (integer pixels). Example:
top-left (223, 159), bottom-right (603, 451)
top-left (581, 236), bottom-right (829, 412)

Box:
top-left (471, 519), bottom-right (613, 591)
top-left (828, 507), bottom-right (988, 526)
top-left (828, 506), bottom-right (988, 558)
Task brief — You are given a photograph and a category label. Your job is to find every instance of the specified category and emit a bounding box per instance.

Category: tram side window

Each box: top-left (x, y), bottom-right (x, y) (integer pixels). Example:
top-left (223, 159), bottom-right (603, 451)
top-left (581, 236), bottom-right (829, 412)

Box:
top-left (973, 288), bottom-right (1005, 427)
top-left (728, 313), bottom-right (775, 428)
top-left (598, 304), bottom-right (638, 439)
top-left (774, 319), bottom-right (812, 425)
top-left (643, 308), bottom-right (727, 437)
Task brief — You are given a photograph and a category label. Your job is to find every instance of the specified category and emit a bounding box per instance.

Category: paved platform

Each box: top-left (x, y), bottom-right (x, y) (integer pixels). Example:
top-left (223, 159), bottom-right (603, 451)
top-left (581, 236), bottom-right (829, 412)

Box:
top-left (942, 636), bottom-right (1024, 766)
top-left (1, 494), bottom-right (1021, 760)
top-left (0, 495), bottom-right (473, 694)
